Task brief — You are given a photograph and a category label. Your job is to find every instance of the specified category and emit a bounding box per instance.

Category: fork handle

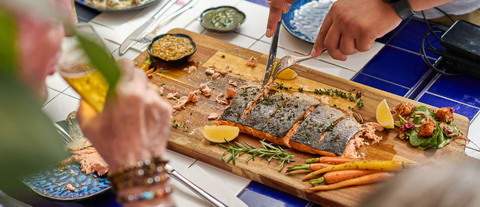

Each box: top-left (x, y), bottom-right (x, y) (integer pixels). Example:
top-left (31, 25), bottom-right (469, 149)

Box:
top-left (167, 169), bottom-right (227, 207)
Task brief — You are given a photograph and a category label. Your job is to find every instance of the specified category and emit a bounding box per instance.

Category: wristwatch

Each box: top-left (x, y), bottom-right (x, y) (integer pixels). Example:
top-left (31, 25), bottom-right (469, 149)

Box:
top-left (383, 0), bottom-right (415, 20)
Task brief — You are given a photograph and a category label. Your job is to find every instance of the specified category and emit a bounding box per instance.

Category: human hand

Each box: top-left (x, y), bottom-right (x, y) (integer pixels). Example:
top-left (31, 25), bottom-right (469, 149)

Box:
top-left (311, 0), bottom-right (402, 60)
top-left (266, 0), bottom-right (298, 37)
top-left (77, 59), bottom-right (172, 172)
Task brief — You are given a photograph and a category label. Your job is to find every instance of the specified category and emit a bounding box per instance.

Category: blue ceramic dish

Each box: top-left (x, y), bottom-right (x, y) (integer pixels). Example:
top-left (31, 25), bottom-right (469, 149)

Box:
top-left (75, 0), bottom-right (159, 12)
top-left (147, 33), bottom-right (197, 63)
top-left (21, 121), bottom-right (111, 201)
top-left (200, 6), bottom-right (246, 33)
top-left (22, 163), bottom-right (111, 201)
top-left (282, 0), bottom-right (331, 44)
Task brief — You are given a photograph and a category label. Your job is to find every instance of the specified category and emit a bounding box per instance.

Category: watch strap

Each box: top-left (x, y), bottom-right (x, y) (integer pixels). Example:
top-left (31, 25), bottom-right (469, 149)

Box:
top-left (386, 0), bottom-right (415, 20)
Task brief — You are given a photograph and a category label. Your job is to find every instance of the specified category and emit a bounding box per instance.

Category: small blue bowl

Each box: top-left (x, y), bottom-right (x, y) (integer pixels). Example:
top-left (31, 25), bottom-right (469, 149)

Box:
top-left (200, 6), bottom-right (246, 33)
top-left (147, 34), bottom-right (197, 63)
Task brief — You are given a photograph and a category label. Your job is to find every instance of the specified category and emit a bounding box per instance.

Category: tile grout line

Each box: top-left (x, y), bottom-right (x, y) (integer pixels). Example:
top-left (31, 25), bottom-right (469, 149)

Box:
top-left (43, 91), bottom-right (62, 107)
top-left (357, 73), bottom-right (411, 90)
top-left (387, 44), bottom-right (438, 61)
top-left (413, 67), bottom-right (443, 101)
top-left (424, 91), bottom-right (480, 110)
top-left (382, 18), bottom-right (412, 45)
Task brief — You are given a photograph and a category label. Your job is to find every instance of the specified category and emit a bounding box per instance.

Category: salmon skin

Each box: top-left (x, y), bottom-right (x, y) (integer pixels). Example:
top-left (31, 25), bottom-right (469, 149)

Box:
top-left (289, 105), bottom-right (346, 154)
top-left (258, 93), bottom-right (320, 145)
top-left (219, 86), bottom-right (263, 124)
top-left (241, 92), bottom-right (291, 130)
top-left (216, 87), bottom-right (370, 157)
top-left (314, 118), bottom-right (364, 155)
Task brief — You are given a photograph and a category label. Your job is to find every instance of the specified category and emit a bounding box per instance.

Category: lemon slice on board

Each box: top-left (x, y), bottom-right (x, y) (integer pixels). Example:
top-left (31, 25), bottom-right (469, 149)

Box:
top-left (376, 99), bottom-right (394, 129)
top-left (273, 62), bottom-right (297, 80)
top-left (277, 68), bottom-right (297, 79)
top-left (203, 125), bottom-right (240, 143)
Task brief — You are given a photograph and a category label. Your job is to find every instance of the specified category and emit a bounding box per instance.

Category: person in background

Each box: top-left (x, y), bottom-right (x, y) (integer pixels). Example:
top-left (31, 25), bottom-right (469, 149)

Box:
top-left (1, 0), bottom-right (175, 206)
top-left (266, 0), bottom-right (480, 61)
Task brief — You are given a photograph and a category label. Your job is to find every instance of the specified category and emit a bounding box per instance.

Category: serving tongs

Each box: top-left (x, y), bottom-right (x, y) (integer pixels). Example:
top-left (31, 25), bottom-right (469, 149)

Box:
top-left (54, 122), bottom-right (227, 207)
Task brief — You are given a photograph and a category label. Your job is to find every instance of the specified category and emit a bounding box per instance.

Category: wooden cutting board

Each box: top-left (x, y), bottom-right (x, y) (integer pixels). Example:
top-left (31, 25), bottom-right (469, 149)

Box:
top-left (134, 28), bottom-right (477, 206)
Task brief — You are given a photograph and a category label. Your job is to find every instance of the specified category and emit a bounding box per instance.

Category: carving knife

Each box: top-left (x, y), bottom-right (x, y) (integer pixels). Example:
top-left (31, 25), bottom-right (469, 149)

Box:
top-left (119, 0), bottom-right (176, 55)
top-left (262, 18), bottom-right (282, 86)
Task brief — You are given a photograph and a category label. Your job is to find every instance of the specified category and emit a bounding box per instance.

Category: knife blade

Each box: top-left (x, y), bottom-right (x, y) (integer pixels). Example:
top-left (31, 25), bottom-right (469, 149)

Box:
top-left (262, 19), bottom-right (282, 86)
top-left (119, 0), bottom-right (176, 55)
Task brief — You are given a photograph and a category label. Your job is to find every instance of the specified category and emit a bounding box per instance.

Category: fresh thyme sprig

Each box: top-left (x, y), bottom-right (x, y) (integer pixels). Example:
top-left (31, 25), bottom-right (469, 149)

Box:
top-left (218, 139), bottom-right (295, 172)
top-left (273, 82), bottom-right (365, 108)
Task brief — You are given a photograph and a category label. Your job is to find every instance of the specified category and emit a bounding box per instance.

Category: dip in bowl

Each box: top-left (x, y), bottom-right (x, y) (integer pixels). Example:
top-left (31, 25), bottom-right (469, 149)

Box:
top-left (147, 34), bottom-right (197, 63)
top-left (200, 6), bottom-right (246, 33)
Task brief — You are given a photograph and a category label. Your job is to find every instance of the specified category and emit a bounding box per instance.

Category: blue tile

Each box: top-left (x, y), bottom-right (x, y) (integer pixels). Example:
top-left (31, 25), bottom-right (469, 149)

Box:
top-left (388, 18), bottom-right (444, 58)
top-left (427, 73), bottom-right (480, 108)
top-left (417, 93), bottom-right (479, 121)
top-left (359, 46), bottom-right (430, 88)
top-left (75, 2), bottom-right (101, 22)
top-left (376, 18), bottom-right (410, 44)
top-left (352, 73), bottom-right (410, 97)
top-left (238, 181), bottom-right (311, 207)
top-left (246, 0), bottom-right (270, 7)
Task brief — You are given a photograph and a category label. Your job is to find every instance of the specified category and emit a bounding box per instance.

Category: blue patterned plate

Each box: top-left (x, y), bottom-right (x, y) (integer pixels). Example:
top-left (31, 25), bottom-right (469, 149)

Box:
top-left (75, 0), bottom-right (159, 12)
top-left (21, 120), bottom-right (111, 201)
top-left (282, 0), bottom-right (333, 44)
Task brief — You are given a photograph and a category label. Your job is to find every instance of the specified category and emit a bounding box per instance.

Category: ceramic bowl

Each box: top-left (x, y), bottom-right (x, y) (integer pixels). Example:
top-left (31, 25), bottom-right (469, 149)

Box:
top-left (147, 34), bottom-right (197, 63)
top-left (200, 6), bottom-right (246, 33)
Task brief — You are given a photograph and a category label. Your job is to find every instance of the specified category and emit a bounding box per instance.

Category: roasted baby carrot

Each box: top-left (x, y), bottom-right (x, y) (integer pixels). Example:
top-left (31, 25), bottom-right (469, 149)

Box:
top-left (302, 160), bottom-right (416, 181)
top-left (305, 157), bottom-right (368, 164)
top-left (139, 57), bottom-right (152, 71)
top-left (286, 163), bottom-right (333, 173)
top-left (310, 170), bottom-right (379, 186)
top-left (307, 172), bottom-right (395, 191)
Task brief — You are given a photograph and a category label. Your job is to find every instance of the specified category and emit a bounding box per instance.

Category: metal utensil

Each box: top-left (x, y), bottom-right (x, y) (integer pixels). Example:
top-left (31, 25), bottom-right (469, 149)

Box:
top-left (55, 119), bottom-right (226, 206)
top-left (262, 18), bottom-right (282, 86)
top-left (54, 122), bottom-right (73, 144)
top-left (119, 0), bottom-right (177, 55)
top-left (164, 165), bottom-right (227, 207)
top-left (132, 0), bottom-right (199, 46)
top-left (270, 48), bottom-right (327, 83)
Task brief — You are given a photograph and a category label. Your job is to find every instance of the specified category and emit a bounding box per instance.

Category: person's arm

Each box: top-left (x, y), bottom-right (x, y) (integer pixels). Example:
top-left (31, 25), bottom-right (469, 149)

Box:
top-left (78, 59), bottom-right (174, 207)
top-left (266, 0), bottom-right (455, 61)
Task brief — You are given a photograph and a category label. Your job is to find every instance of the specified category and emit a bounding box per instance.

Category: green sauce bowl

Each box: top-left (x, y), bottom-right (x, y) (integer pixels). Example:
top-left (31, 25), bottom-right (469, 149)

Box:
top-left (200, 6), bottom-right (246, 33)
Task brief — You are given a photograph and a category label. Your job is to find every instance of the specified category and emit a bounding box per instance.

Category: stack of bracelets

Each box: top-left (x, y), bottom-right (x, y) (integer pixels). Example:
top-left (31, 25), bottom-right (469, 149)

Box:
top-left (108, 154), bottom-right (174, 204)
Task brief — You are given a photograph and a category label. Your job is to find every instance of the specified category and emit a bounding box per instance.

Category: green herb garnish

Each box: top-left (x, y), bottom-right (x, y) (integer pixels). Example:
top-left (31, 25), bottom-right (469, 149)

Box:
top-left (273, 82), bottom-right (365, 108)
top-left (219, 139), bottom-right (295, 171)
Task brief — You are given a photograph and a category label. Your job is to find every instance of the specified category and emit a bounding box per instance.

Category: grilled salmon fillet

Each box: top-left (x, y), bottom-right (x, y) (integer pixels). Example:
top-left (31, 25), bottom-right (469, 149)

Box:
top-left (215, 86), bottom-right (380, 157)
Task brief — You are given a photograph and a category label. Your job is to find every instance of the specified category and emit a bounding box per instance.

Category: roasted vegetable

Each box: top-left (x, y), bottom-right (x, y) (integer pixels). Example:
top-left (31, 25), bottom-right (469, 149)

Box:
top-left (307, 172), bottom-right (395, 191)
top-left (286, 163), bottom-right (333, 173)
top-left (302, 160), bottom-right (416, 181)
top-left (305, 157), bottom-right (367, 165)
top-left (310, 170), bottom-right (379, 186)
top-left (139, 57), bottom-right (152, 71)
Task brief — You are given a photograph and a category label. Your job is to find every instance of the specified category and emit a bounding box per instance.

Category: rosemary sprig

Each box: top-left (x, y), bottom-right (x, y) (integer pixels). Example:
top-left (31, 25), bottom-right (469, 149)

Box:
top-left (218, 139), bottom-right (295, 172)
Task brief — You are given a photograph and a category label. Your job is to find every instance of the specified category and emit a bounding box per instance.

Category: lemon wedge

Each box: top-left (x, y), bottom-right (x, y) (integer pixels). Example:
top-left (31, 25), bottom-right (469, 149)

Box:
top-left (277, 68), bottom-right (297, 79)
top-left (376, 99), bottom-right (394, 129)
top-left (203, 125), bottom-right (240, 143)
top-left (273, 62), bottom-right (297, 80)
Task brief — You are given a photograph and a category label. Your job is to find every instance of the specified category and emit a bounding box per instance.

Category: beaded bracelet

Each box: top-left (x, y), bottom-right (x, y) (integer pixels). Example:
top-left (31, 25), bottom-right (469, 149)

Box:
top-left (109, 154), bottom-right (170, 191)
top-left (110, 154), bottom-right (168, 178)
top-left (117, 186), bottom-right (174, 204)
top-left (111, 162), bottom-right (167, 183)
top-left (114, 174), bottom-right (170, 190)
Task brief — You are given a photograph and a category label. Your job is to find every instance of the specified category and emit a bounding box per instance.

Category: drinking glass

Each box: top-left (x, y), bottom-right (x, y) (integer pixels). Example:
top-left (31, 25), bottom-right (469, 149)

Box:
top-left (57, 23), bottom-right (109, 113)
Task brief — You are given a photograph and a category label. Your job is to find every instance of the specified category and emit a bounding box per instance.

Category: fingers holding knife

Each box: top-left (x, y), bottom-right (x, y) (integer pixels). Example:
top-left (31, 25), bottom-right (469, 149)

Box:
top-left (266, 0), bottom-right (297, 37)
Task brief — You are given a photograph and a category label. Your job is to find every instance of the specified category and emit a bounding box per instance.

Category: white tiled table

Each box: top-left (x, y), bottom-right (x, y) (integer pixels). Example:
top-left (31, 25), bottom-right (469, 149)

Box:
top-left (42, 0), bottom-right (480, 205)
